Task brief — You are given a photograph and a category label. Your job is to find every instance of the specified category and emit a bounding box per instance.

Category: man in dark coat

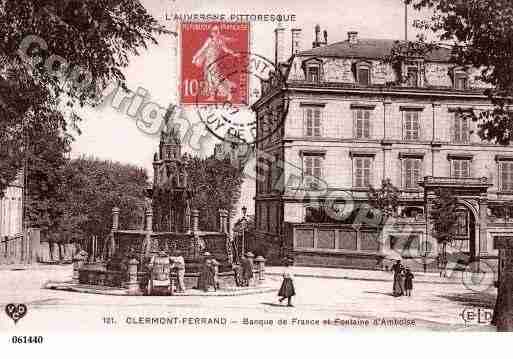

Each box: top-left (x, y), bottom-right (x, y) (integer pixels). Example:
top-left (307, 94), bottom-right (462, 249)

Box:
top-left (241, 252), bottom-right (254, 286)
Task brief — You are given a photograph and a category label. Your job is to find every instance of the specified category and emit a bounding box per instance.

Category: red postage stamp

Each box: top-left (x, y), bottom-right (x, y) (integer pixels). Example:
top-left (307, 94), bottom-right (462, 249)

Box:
top-left (180, 22), bottom-right (250, 105)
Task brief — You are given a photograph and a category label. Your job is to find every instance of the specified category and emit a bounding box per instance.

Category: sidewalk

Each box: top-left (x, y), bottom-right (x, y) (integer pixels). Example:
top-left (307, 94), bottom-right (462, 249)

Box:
top-left (44, 280), bottom-right (280, 297)
top-left (266, 266), bottom-right (463, 285)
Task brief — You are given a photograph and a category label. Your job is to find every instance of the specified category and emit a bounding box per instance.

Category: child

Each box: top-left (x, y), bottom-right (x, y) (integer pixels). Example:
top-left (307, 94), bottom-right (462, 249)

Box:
top-left (404, 268), bottom-right (414, 297)
top-left (278, 258), bottom-right (296, 307)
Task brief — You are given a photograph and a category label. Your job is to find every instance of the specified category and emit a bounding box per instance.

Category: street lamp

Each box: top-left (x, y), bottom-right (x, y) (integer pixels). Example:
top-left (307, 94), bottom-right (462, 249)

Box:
top-left (241, 206), bottom-right (247, 256)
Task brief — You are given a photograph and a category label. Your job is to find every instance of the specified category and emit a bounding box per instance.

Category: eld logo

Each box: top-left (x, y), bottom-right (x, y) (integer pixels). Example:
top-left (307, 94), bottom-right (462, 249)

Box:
top-left (460, 307), bottom-right (493, 324)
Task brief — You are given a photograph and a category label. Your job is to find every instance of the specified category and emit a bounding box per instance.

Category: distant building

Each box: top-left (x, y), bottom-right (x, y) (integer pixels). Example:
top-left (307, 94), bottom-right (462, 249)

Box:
top-left (252, 25), bottom-right (512, 270)
top-left (0, 171), bottom-right (23, 238)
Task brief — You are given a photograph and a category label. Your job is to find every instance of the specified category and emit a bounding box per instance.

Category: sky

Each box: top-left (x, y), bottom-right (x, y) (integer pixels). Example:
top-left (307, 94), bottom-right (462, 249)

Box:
top-left (70, 0), bottom-right (433, 216)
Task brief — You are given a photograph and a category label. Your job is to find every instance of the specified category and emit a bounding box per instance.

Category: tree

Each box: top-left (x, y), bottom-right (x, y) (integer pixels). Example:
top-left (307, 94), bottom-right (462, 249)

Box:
top-left (183, 154), bottom-right (244, 232)
top-left (0, 0), bottom-right (169, 192)
top-left (405, 0), bottom-right (513, 145)
top-left (368, 178), bottom-right (401, 220)
top-left (429, 188), bottom-right (459, 262)
top-left (59, 156), bottom-right (149, 248)
top-left (24, 114), bottom-right (73, 235)
top-left (406, 0), bottom-right (513, 331)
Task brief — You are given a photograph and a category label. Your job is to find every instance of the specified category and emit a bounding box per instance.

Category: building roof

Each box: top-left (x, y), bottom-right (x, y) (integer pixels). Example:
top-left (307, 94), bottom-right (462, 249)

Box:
top-left (297, 38), bottom-right (452, 62)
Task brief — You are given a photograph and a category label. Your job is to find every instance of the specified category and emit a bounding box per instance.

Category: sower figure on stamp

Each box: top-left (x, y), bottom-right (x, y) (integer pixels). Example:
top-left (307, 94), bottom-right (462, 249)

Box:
top-left (192, 24), bottom-right (240, 101)
top-left (278, 258), bottom-right (296, 307)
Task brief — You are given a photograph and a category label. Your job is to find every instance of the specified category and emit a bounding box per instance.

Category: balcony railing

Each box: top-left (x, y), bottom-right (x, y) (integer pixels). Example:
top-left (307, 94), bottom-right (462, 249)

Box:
top-left (421, 176), bottom-right (491, 188)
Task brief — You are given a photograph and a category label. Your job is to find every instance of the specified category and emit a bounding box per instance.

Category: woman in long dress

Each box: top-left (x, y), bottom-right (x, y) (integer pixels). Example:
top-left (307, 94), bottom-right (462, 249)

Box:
top-left (391, 260), bottom-right (405, 297)
top-left (192, 25), bottom-right (239, 101)
top-left (278, 258), bottom-right (296, 307)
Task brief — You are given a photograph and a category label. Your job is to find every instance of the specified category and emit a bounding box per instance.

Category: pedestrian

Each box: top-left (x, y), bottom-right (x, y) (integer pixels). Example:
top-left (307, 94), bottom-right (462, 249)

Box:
top-left (198, 252), bottom-right (213, 291)
top-left (438, 253), bottom-right (448, 278)
top-left (404, 268), bottom-right (414, 297)
top-left (232, 262), bottom-right (242, 287)
top-left (241, 252), bottom-right (254, 287)
top-left (278, 258), bottom-right (295, 307)
top-left (171, 250), bottom-right (186, 293)
top-left (211, 258), bottom-right (220, 290)
top-left (391, 260), bottom-right (404, 297)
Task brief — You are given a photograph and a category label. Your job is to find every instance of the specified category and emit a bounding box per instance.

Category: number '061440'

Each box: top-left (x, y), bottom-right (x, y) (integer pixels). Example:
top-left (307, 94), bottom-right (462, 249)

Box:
top-left (11, 336), bottom-right (43, 344)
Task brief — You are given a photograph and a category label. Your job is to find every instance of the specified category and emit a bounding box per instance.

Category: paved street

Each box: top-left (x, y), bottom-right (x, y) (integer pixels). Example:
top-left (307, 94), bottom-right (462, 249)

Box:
top-left (0, 265), bottom-right (497, 332)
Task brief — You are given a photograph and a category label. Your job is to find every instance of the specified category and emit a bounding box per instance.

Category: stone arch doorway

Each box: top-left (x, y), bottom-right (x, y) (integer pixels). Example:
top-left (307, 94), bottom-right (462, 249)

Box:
top-left (453, 200), bottom-right (478, 262)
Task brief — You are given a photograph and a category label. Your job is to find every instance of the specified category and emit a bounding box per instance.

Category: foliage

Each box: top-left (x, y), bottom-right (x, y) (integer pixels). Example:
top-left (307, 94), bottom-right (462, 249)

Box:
top-left (383, 35), bottom-right (437, 85)
top-left (58, 156), bottom-right (148, 243)
top-left (0, 0), bottom-right (168, 192)
top-left (429, 188), bottom-right (459, 250)
top-left (406, 0), bottom-right (513, 145)
top-left (24, 115), bottom-right (73, 240)
top-left (183, 154), bottom-right (244, 231)
top-left (368, 178), bottom-right (401, 220)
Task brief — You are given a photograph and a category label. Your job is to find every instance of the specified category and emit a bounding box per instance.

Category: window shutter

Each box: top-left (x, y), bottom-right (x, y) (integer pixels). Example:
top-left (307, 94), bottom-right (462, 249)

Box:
top-left (462, 116), bottom-right (469, 142)
top-left (501, 162), bottom-right (507, 190)
top-left (305, 109), bottom-right (313, 137)
top-left (364, 158), bottom-right (371, 186)
top-left (314, 109), bottom-right (321, 137)
top-left (452, 160), bottom-right (458, 178)
top-left (355, 158), bottom-right (363, 187)
top-left (313, 157), bottom-right (322, 178)
top-left (355, 110), bottom-right (363, 138)
top-left (413, 160), bottom-right (421, 187)
top-left (461, 160), bottom-right (469, 178)
top-left (412, 112), bottom-right (420, 139)
top-left (454, 115), bottom-right (461, 142)
top-left (404, 159), bottom-right (411, 188)
top-left (364, 110), bottom-right (370, 139)
top-left (304, 156), bottom-right (312, 176)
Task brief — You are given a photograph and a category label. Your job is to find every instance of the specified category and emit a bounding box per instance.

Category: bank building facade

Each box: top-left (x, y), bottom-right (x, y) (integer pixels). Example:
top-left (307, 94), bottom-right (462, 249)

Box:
top-left (252, 25), bottom-right (513, 270)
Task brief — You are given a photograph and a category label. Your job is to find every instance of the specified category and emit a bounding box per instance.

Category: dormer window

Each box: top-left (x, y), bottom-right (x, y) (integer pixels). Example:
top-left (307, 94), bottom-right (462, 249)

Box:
top-left (302, 58), bottom-right (323, 83)
top-left (454, 70), bottom-right (468, 90)
top-left (306, 66), bottom-right (320, 83)
top-left (356, 62), bottom-right (371, 86)
top-left (406, 66), bottom-right (419, 87)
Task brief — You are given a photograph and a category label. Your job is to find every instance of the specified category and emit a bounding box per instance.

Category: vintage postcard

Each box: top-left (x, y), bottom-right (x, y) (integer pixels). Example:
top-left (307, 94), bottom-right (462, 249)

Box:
top-left (1, 0), bottom-right (513, 353)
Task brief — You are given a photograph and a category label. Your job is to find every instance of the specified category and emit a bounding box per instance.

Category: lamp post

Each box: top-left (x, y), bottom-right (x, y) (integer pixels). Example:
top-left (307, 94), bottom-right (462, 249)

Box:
top-left (241, 206), bottom-right (247, 256)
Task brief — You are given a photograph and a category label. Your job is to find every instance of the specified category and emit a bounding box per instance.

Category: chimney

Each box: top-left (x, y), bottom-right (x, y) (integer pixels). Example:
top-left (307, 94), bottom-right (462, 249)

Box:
top-left (274, 24), bottom-right (286, 65)
top-left (312, 24), bottom-right (321, 48)
top-left (291, 28), bottom-right (302, 55)
top-left (348, 31), bottom-right (358, 45)
top-left (323, 30), bottom-right (328, 45)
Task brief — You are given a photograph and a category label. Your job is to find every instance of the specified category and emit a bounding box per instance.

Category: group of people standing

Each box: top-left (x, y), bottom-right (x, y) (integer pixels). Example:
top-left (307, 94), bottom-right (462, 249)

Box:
top-left (197, 252), bottom-right (219, 292)
top-left (148, 249), bottom-right (186, 294)
top-left (391, 260), bottom-right (414, 297)
top-left (198, 251), bottom-right (256, 291)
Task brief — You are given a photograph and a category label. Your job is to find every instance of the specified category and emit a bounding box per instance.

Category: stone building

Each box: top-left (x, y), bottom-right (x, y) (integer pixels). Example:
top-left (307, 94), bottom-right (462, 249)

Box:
top-left (252, 25), bottom-right (513, 270)
top-left (0, 171), bottom-right (26, 264)
top-left (0, 172), bottom-right (23, 238)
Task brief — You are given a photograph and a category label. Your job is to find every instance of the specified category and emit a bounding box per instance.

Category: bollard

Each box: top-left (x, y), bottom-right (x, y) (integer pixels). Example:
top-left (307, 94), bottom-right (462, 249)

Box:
top-left (255, 256), bottom-right (266, 281)
top-left (127, 258), bottom-right (140, 295)
top-left (73, 250), bottom-right (88, 284)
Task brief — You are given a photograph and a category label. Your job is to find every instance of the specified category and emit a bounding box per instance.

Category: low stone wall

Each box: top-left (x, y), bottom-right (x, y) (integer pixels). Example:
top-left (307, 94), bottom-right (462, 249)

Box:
top-left (78, 268), bottom-right (262, 291)
top-left (293, 250), bottom-right (384, 270)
